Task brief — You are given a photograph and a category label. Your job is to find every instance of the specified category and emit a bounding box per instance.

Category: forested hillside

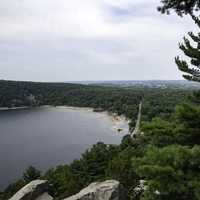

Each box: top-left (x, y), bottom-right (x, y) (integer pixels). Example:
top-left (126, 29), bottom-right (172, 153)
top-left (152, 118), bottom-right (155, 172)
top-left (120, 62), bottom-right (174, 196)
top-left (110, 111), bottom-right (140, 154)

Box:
top-left (0, 80), bottom-right (191, 130)
top-left (1, 89), bottom-right (200, 200)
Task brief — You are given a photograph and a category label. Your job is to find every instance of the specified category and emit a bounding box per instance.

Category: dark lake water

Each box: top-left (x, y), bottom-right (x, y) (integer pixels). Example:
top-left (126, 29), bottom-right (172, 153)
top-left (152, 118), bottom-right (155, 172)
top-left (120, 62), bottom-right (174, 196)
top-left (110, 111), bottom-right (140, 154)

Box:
top-left (0, 107), bottom-right (128, 189)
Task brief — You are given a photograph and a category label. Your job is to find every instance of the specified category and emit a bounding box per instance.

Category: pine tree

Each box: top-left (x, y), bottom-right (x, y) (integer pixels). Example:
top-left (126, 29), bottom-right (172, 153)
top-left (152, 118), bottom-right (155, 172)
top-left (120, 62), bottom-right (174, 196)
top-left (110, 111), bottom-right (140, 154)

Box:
top-left (175, 16), bottom-right (200, 82)
top-left (158, 1), bottom-right (200, 82)
top-left (158, 0), bottom-right (200, 16)
top-left (23, 166), bottom-right (41, 182)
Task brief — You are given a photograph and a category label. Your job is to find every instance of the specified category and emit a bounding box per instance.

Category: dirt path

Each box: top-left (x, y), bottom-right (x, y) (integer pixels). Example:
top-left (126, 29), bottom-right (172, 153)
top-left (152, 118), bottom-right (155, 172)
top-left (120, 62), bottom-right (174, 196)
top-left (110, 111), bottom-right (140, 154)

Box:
top-left (131, 101), bottom-right (142, 137)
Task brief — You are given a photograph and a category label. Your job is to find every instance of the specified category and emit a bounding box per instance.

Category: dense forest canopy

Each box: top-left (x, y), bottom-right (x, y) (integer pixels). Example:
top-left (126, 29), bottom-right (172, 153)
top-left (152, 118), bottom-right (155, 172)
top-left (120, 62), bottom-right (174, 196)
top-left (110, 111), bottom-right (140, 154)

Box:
top-left (0, 80), bottom-right (192, 130)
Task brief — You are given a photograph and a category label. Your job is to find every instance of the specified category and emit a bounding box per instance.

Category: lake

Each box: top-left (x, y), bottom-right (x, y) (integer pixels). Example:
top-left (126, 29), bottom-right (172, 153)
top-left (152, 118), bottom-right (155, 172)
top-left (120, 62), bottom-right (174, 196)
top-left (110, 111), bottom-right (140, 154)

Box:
top-left (0, 107), bottom-right (128, 189)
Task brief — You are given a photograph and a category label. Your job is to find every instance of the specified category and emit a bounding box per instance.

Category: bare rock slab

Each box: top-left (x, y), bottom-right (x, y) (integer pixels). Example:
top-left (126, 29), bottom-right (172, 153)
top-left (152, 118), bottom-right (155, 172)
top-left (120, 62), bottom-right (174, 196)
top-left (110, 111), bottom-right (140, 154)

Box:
top-left (63, 180), bottom-right (125, 200)
top-left (9, 180), bottom-right (53, 200)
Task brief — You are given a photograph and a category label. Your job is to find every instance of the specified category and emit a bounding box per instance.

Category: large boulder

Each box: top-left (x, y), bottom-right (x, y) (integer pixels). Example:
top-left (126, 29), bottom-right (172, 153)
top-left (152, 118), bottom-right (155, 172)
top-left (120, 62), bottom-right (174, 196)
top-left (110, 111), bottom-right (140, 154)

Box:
top-left (9, 180), bottom-right (53, 200)
top-left (63, 180), bottom-right (125, 200)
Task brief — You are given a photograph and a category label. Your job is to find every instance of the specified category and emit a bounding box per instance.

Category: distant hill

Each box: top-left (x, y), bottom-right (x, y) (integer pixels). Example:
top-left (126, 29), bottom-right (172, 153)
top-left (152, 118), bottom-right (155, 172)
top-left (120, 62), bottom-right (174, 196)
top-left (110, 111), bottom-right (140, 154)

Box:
top-left (68, 80), bottom-right (200, 89)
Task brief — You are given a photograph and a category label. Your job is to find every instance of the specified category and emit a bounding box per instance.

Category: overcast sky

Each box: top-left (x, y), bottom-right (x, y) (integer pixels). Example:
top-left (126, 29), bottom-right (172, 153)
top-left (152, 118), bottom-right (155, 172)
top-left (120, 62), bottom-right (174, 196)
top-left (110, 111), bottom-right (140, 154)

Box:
top-left (0, 0), bottom-right (197, 82)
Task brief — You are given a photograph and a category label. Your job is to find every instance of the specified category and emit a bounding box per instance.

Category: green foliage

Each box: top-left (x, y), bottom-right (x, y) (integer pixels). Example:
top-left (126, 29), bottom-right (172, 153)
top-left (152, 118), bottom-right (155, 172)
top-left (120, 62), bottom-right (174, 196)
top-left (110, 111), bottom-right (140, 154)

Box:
top-left (106, 147), bottom-right (139, 197)
top-left (71, 142), bottom-right (119, 185)
top-left (0, 179), bottom-right (26, 200)
top-left (158, 0), bottom-right (200, 16)
top-left (175, 102), bottom-right (200, 145)
top-left (45, 165), bottom-right (77, 199)
top-left (141, 88), bottom-right (188, 121)
top-left (175, 27), bottom-right (200, 82)
top-left (2, 137), bottom-right (144, 200)
top-left (43, 142), bottom-right (121, 199)
top-left (131, 91), bottom-right (200, 200)
top-left (141, 91), bottom-right (200, 147)
top-left (133, 145), bottom-right (200, 200)
top-left (141, 118), bottom-right (176, 147)
top-left (159, 0), bottom-right (200, 83)
top-left (0, 166), bottom-right (41, 199)
top-left (23, 166), bottom-right (41, 182)
top-left (120, 135), bottom-right (135, 150)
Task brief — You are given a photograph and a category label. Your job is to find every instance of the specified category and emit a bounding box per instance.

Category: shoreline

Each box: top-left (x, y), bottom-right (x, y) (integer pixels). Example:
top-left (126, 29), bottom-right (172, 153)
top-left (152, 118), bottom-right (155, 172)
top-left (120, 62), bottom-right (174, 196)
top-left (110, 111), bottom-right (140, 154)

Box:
top-left (0, 106), bottom-right (29, 111)
top-left (0, 105), bottom-right (130, 134)
top-left (54, 105), bottom-right (93, 112)
top-left (55, 106), bottom-right (130, 134)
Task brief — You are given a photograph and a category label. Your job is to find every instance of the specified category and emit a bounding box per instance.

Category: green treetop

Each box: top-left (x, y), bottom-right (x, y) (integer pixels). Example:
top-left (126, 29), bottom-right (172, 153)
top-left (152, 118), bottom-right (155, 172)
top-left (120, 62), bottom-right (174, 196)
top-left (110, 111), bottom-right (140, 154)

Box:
top-left (158, 0), bottom-right (200, 16)
top-left (175, 16), bottom-right (200, 82)
top-left (159, 0), bottom-right (200, 83)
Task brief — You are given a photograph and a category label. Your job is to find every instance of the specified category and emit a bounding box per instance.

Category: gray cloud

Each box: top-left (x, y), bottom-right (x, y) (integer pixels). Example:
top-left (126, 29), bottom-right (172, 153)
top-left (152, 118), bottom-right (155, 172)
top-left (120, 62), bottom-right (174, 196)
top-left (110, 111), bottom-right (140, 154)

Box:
top-left (0, 0), bottom-right (197, 81)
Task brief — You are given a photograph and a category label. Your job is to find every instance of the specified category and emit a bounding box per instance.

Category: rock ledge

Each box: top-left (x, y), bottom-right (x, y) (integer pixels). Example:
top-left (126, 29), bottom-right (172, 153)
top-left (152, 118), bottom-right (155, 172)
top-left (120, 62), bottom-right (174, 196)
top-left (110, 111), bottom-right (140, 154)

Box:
top-left (9, 179), bottom-right (125, 200)
top-left (64, 180), bottom-right (125, 200)
top-left (9, 180), bottom-right (52, 200)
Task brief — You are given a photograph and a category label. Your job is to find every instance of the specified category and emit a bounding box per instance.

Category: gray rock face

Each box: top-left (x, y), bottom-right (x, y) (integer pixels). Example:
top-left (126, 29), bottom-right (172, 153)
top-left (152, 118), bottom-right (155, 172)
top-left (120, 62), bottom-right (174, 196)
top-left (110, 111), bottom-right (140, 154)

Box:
top-left (9, 179), bottom-right (125, 200)
top-left (9, 180), bottom-right (53, 200)
top-left (63, 180), bottom-right (125, 200)
top-left (35, 193), bottom-right (53, 200)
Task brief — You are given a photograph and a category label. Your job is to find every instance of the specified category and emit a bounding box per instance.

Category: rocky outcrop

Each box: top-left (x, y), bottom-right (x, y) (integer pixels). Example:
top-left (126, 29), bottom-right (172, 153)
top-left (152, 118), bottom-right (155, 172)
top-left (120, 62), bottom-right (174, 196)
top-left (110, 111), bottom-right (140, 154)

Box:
top-left (9, 180), bottom-right (53, 200)
top-left (63, 180), bottom-right (125, 200)
top-left (9, 180), bottom-right (125, 200)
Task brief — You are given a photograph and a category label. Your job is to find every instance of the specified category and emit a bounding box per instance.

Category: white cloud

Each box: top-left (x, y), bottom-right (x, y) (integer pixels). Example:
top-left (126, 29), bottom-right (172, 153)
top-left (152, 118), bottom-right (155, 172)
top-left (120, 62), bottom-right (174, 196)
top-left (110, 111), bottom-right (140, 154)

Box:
top-left (0, 0), bottom-right (197, 81)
